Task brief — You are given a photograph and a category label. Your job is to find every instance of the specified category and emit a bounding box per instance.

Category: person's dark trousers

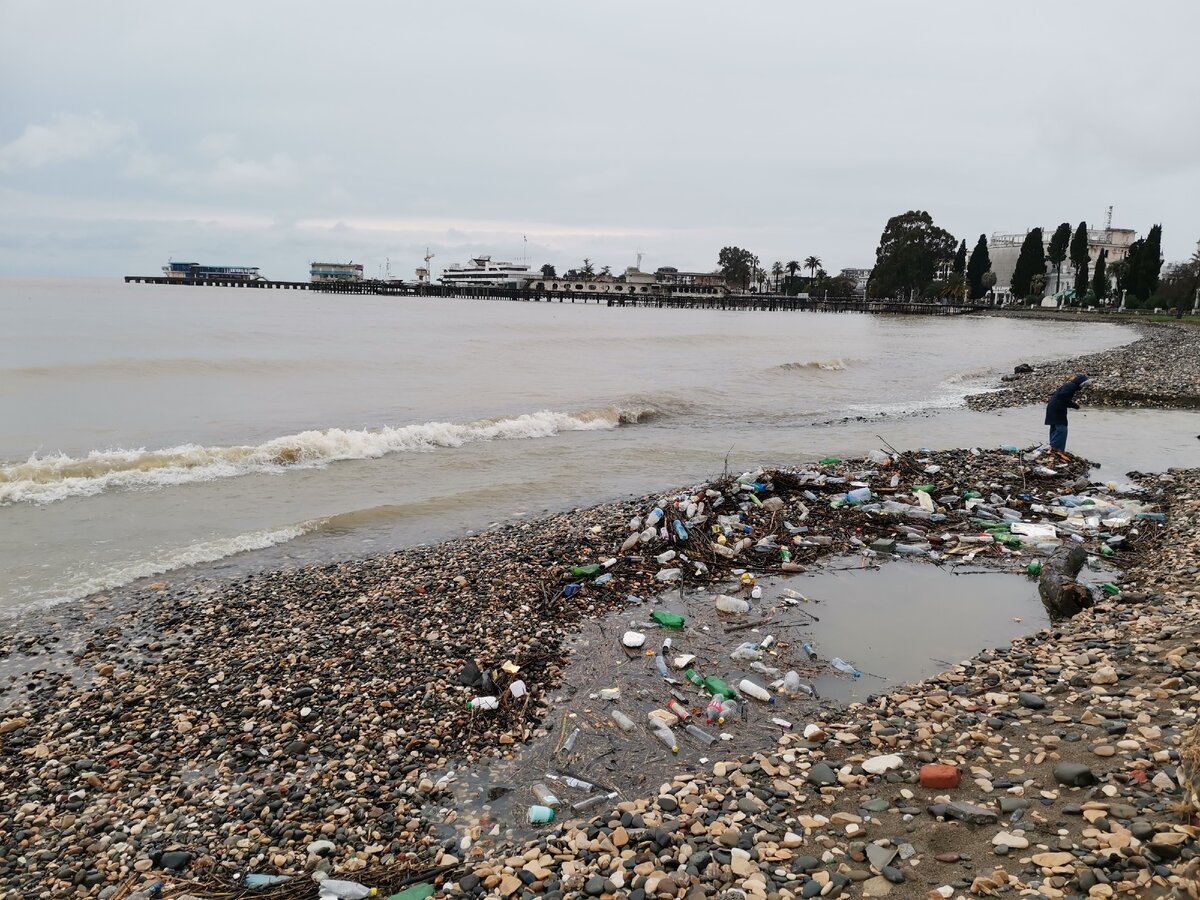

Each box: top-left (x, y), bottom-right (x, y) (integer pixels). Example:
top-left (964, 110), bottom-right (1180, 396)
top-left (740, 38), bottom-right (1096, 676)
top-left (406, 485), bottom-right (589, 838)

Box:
top-left (1049, 424), bottom-right (1068, 451)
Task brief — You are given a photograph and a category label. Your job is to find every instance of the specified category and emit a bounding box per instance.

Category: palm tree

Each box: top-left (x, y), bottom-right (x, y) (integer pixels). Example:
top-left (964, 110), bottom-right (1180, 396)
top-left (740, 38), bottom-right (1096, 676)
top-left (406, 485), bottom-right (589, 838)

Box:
top-left (581, 258), bottom-right (595, 278)
top-left (785, 260), bottom-right (800, 295)
top-left (804, 256), bottom-right (822, 284)
top-left (771, 261), bottom-right (784, 293)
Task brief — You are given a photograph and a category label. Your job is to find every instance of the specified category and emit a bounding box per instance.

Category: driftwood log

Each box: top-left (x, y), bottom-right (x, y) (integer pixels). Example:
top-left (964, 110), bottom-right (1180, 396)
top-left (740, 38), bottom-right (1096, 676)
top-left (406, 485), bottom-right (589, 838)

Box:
top-left (1037, 545), bottom-right (1093, 619)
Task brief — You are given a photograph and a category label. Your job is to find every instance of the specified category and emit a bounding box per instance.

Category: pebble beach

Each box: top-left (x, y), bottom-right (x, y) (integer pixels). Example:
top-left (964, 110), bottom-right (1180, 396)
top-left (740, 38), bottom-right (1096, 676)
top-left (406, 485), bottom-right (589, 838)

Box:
top-left (2, 321), bottom-right (1199, 900)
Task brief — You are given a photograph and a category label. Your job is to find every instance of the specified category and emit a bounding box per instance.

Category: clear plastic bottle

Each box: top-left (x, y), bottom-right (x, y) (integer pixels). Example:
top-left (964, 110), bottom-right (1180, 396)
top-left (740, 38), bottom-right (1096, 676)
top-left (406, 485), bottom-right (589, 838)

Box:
top-left (561, 727), bottom-right (581, 752)
top-left (738, 679), bottom-right (774, 703)
top-left (655, 653), bottom-right (671, 678)
top-left (830, 657), bottom-right (861, 678)
top-left (651, 725), bottom-right (679, 754)
top-left (655, 568), bottom-right (682, 583)
top-left (684, 723), bottom-right (716, 745)
top-left (656, 549), bottom-right (677, 564)
top-left (715, 595), bottom-right (750, 614)
top-left (730, 641), bottom-right (763, 661)
top-left (128, 883), bottom-right (163, 900)
top-left (610, 710), bottom-right (636, 732)
top-left (532, 783), bottom-right (559, 806)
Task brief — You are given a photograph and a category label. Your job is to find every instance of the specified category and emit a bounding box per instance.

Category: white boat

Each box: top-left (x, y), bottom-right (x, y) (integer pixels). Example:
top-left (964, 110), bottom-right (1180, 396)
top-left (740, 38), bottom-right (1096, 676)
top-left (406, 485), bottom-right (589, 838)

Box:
top-left (440, 256), bottom-right (533, 288)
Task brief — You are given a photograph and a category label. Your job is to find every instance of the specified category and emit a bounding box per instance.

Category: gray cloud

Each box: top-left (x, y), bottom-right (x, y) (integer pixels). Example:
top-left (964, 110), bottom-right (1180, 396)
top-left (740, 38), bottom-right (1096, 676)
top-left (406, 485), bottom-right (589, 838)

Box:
top-left (1, 1), bottom-right (1197, 280)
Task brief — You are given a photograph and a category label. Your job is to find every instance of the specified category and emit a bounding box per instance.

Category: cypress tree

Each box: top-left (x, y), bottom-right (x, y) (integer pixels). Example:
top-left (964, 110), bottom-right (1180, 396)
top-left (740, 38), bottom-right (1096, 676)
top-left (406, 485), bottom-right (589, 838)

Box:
top-left (953, 240), bottom-right (967, 275)
top-left (1010, 228), bottom-right (1046, 300)
top-left (1140, 224), bottom-right (1164, 300)
top-left (1047, 223), bottom-right (1072, 294)
top-left (1070, 221), bottom-right (1090, 298)
top-left (1091, 249), bottom-right (1108, 302)
top-left (1122, 239), bottom-right (1145, 305)
top-left (966, 234), bottom-right (991, 300)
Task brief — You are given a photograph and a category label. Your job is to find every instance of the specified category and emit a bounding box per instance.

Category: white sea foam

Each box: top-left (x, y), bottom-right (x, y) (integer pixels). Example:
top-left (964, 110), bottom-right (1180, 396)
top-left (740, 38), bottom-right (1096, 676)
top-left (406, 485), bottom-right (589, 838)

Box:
top-left (0, 406), bottom-right (649, 506)
top-left (4, 521), bottom-right (319, 615)
top-left (777, 358), bottom-right (848, 371)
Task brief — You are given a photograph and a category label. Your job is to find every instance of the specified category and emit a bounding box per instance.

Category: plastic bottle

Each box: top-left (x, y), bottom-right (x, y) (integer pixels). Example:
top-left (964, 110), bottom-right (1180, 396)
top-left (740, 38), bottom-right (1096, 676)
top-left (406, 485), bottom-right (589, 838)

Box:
top-left (704, 697), bottom-right (724, 724)
top-left (610, 710), bottom-right (636, 733)
top-left (646, 507), bottom-right (665, 527)
top-left (468, 696), bottom-right (498, 710)
top-left (655, 568), bottom-right (682, 583)
top-left (702, 675), bottom-right (738, 700)
top-left (800, 641), bottom-right (816, 660)
top-left (656, 549), bottom-right (677, 564)
top-left (684, 723), bottom-right (716, 745)
top-left (830, 657), bottom-right (861, 678)
top-left (715, 595), bottom-right (750, 614)
top-left (684, 668), bottom-right (705, 686)
top-left (573, 791), bottom-right (617, 812)
top-left (1026, 560), bottom-right (1043, 577)
top-left (593, 572), bottom-right (613, 586)
top-left (620, 532), bottom-right (640, 552)
top-left (532, 783), bottom-right (559, 806)
top-left (673, 520), bottom-right (689, 542)
top-left (819, 457), bottom-right (842, 465)
top-left (738, 679), bottom-right (774, 703)
top-left (561, 727), bottom-right (581, 753)
top-left (317, 880), bottom-right (377, 899)
top-left (651, 725), bottom-right (679, 754)
top-left (651, 610), bottom-right (685, 629)
top-left (780, 547), bottom-right (791, 564)
top-left (750, 661), bottom-right (780, 677)
top-left (846, 487), bottom-right (872, 505)
top-left (655, 653), bottom-right (671, 678)
top-left (1102, 582), bottom-right (1121, 595)
top-left (569, 563), bottom-right (601, 577)
top-left (730, 641), bottom-right (763, 662)
top-left (666, 698), bottom-right (691, 720)
top-left (720, 699), bottom-right (740, 721)
top-left (128, 883), bottom-right (163, 900)
top-left (528, 805), bottom-right (555, 824)
top-left (750, 585), bottom-right (763, 600)
top-left (758, 635), bottom-right (776, 651)
top-left (245, 875), bottom-right (291, 888)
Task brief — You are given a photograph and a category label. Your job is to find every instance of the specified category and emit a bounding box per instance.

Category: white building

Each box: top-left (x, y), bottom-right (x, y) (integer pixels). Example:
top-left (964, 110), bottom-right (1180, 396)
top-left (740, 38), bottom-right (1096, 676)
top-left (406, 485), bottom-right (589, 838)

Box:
top-left (310, 262), bottom-right (364, 283)
top-left (839, 267), bottom-right (871, 298)
top-left (989, 216), bottom-right (1137, 303)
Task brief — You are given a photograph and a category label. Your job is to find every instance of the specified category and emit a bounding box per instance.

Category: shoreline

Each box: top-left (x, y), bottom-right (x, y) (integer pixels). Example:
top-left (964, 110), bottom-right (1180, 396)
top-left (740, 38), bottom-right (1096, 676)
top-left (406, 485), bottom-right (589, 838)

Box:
top-left (1, 325), bottom-right (1198, 898)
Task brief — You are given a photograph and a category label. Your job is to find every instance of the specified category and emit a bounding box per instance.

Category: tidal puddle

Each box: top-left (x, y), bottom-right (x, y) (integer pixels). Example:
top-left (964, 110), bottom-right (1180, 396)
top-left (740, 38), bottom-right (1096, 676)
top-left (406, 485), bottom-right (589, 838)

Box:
top-left (425, 558), bottom-right (1050, 850)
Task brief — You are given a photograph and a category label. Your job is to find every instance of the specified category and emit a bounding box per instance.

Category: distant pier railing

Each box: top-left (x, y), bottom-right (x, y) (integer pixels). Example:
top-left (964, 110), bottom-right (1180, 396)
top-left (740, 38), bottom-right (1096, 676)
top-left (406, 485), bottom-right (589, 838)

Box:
top-left (122, 275), bottom-right (991, 315)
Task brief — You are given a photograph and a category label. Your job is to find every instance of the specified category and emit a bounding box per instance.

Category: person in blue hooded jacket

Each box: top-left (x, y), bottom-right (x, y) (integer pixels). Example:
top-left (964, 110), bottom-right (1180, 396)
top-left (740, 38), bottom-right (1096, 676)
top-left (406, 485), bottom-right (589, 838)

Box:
top-left (1045, 374), bottom-right (1088, 452)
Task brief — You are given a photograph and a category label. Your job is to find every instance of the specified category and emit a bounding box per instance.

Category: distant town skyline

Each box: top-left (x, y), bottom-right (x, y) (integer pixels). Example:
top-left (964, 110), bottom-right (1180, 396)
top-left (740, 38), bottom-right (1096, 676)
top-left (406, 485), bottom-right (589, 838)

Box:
top-left (2, 1), bottom-right (1198, 281)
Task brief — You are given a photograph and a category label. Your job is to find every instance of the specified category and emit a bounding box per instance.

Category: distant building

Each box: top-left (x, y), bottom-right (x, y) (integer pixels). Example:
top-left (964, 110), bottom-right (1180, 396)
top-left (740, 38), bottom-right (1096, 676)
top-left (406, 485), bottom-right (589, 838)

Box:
top-left (524, 264), bottom-right (729, 298)
top-left (989, 218), bottom-right (1137, 303)
top-left (839, 268), bottom-right (871, 298)
top-left (310, 262), bottom-right (364, 283)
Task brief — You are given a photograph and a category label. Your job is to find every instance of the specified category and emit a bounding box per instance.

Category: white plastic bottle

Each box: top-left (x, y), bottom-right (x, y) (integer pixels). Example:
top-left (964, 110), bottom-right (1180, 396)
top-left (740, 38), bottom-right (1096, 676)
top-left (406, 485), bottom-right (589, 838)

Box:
top-left (468, 696), bottom-right (498, 710)
top-left (738, 679), bottom-right (774, 704)
top-left (316, 879), bottom-right (377, 899)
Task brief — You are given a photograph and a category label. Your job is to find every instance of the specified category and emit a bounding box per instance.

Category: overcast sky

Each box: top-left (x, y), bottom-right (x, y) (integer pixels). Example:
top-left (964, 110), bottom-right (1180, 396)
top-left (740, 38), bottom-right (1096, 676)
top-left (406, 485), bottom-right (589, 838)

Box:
top-left (2, 1), bottom-right (1198, 281)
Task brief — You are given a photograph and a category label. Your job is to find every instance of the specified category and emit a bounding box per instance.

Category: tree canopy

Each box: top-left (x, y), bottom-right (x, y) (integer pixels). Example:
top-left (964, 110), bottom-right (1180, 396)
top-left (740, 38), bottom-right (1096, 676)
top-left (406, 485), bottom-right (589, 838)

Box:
top-left (1010, 228), bottom-right (1046, 300)
top-left (953, 240), bottom-right (967, 275)
top-left (1048, 222), bottom-right (1072, 293)
top-left (870, 210), bottom-right (957, 298)
top-left (1070, 222), bottom-right (1089, 297)
top-left (540, 263), bottom-right (556, 278)
top-left (718, 246), bottom-right (757, 290)
top-left (966, 234), bottom-right (991, 300)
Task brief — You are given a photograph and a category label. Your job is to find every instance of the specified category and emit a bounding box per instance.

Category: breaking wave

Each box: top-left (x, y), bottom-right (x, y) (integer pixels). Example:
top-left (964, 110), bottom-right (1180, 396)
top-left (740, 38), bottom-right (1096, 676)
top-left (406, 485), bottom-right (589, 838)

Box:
top-left (0, 406), bottom-right (655, 507)
top-left (4, 522), bottom-right (321, 614)
top-left (777, 358), bottom-right (848, 371)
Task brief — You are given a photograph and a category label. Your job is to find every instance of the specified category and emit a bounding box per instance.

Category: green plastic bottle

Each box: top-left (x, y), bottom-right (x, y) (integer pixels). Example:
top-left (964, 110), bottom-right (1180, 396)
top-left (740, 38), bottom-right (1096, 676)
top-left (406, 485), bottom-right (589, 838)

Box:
top-left (912, 484), bottom-right (935, 493)
top-left (819, 456), bottom-right (842, 465)
top-left (1102, 582), bottom-right (1120, 595)
top-left (702, 675), bottom-right (738, 700)
top-left (569, 563), bottom-right (601, 577)
top-left (963, 489), bottom-right (982, 499)
top-left (684, 668), bottom-right (705, 686)
top-left (1026, 560), bottom-right (1042, 577)
top-left (651, 610), bottom-right (685, 630)
top-left (1100, 544), bottom-right (1115, 558)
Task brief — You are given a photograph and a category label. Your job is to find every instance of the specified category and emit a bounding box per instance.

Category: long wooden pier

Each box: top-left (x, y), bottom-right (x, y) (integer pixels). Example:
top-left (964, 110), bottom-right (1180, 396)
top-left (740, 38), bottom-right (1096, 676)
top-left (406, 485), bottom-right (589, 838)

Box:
top-left (123, 275), bottom-right (989, 315)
